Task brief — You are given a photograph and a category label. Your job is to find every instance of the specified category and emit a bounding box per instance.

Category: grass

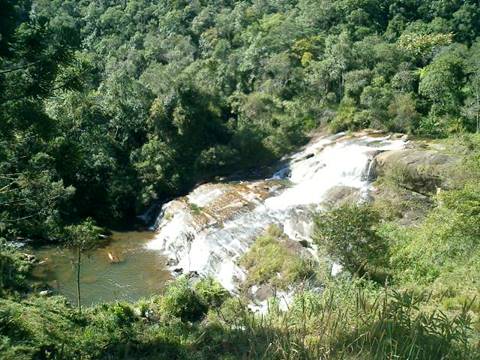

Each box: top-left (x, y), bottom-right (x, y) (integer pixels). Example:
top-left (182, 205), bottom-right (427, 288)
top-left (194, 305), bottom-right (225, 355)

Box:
top-left (188, 203), bottom-right (204, 215)
top-left (239, 225), bottom-right (316, 291)
top-left (1, 278), bottom-right (478, 360)
top-left (216, 284), bottom-right (478, 360)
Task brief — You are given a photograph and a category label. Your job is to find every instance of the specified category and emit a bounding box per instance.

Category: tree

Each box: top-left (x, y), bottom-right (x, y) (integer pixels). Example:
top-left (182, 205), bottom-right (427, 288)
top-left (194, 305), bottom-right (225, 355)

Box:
top-left (344, 69), bottom-right (372, 102)
top-left (397, 32), bottom-right (453, 62)
top-left (391, 64), bottom-right (418, 93)
top-left (463, 41), bottom-right (480, 133)
top-left (65, 219), bottom-right (99, 312)
top-left (1, 0), bottom-right (478, 248)
top-left (419, 45), bottom-right (466, 116)
top-left (0, 0), bottom-right (80, 240)
top-left (313, 204), bottom-right (389, 282)
top-left (132, 135), bottom-right (179, 205)
top-left (323, 32), bottom-right (354, 98)
top-left (388, 92), bottom-right (420, 132)
top-left (451, 3), bottom-right (480, 44)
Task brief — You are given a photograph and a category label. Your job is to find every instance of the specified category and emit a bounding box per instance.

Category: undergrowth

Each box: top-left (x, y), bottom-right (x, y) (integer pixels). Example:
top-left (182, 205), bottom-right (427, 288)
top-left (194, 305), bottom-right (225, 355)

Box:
top-left (1, 277), bottom-right (478, 360)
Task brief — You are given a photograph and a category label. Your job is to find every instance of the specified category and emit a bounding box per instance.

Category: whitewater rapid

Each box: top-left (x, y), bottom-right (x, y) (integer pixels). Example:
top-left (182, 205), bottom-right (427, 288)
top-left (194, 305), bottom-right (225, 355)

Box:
top-left (146, 132), bottom-right (406, 291)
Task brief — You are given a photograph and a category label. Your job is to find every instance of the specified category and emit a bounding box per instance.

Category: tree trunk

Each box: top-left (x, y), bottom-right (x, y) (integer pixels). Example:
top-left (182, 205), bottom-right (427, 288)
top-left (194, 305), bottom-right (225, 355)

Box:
top-left (76, 247), bottom-right (81, 313)
top-left (476, 94), bottom-right (479, 133)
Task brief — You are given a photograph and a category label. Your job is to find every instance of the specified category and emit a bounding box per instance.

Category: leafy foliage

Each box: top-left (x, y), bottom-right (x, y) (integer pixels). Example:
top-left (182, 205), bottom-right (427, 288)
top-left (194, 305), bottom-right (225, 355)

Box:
top-left (1, 2), bottom-right (480, 358)
top-left (313, 204), bottom-right (389, 282)
top-left (240, 225), bottom-right (316, 290)
top-left (2, 0), bottom-right (480, 239)
top-left (0, 240), bottom-right (31, 297)
top-left (159, 276), bottom-right (208, 323)
top-left (0, 279), bottom-right (477, 359)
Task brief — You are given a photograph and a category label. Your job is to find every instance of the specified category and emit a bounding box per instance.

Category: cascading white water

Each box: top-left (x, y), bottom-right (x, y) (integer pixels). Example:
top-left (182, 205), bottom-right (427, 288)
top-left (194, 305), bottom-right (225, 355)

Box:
top-left (147, 132), bottom-right (406, 291)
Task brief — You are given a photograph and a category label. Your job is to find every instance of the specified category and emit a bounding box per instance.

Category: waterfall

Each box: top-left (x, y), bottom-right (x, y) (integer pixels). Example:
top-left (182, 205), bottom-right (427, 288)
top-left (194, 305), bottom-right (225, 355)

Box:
top-left (146, 133), bottom-right (406, 291)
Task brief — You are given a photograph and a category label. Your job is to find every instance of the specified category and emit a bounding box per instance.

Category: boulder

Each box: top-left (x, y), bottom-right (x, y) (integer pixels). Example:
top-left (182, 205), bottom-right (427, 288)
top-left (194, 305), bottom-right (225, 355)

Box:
top-left (251, 284), bottom-right (274, 301)
top-left (371, 148), bottom-right (458, 194)
top-left (322, 186), bottom-right (361, 208)
top-left (22, 253), bottom-right (37, 263)
top-left (370, 184), bottom-right (434, 226)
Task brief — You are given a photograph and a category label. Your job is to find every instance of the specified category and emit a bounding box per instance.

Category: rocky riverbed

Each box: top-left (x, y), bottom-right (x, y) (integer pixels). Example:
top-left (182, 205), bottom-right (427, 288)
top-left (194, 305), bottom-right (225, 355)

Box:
top-left (147, 131), bottom-right (409, 292)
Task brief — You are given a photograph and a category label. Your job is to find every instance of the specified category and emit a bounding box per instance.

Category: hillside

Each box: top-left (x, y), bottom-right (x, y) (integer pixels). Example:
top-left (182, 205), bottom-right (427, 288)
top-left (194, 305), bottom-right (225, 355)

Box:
top-left (1, 1), bottom-right (479, 359)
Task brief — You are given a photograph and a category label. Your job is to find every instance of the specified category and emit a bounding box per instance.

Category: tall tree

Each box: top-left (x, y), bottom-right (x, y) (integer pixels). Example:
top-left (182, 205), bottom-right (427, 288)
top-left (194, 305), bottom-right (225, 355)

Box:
top-left (0, 0), bottom-right (80, 240)
top-left (65, 219), bottom-right (99, 312)
top-left (463, 41), bottom-right (480, 133)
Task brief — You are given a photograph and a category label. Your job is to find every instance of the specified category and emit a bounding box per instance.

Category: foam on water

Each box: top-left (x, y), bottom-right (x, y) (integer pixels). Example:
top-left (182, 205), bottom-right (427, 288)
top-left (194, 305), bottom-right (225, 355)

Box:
top-left (147, 133), bottom-right (406, 291)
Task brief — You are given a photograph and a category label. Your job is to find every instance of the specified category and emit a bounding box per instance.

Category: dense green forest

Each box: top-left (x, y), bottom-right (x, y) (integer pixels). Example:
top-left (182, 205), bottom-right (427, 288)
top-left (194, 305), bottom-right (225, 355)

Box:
top-left (2, 0), bottom-right (480, 239)
top-left (1, 0), bottom-right (480, 359)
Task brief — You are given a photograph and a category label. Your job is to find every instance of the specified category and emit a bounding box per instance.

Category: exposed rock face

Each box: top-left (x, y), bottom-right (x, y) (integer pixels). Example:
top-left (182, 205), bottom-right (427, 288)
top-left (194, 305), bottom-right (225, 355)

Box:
top-left (372, 148), bottom-right (458, 194)
top-left (148, 180), bottom-right (288, 291)
top-left (368, 145), bottom-right (460, 226)
top-left (153, 180), bottom-right (286, 233)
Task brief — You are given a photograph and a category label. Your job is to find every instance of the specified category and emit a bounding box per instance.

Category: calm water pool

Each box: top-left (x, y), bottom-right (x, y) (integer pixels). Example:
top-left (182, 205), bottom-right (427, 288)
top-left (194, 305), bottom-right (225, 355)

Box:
top-left (31, 231), bottom-right (171, 306)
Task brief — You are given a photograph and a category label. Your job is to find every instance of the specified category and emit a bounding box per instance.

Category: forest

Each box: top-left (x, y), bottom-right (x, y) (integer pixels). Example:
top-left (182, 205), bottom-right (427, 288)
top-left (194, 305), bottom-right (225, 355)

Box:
top-left (1, 0), bottom-right (480, 359)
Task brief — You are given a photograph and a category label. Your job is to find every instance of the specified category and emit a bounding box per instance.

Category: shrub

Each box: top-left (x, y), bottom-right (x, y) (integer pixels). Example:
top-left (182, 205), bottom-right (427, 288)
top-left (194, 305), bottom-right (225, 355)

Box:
top-left (0, 240), bottom-right (31, 297)
top-left (160, 277), bottom-right (208, 322)
top-left (417, 115), bottom-right (449, 138)
top-left (313, 204), bottom-right (389, 282)
top-left (109, 303), bottom-right (136, 326)
top-left (240, 225), bottom-right (316, 290)
top-left (194, 277), bottom-right (230, 309)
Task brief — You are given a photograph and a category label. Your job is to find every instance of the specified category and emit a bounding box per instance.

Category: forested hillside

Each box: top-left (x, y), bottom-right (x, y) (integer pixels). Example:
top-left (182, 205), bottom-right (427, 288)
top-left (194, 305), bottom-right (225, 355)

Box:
top-left (2, 0), bottom-right (480, 240)
top-left (1, 1), bottom-right (480, 359)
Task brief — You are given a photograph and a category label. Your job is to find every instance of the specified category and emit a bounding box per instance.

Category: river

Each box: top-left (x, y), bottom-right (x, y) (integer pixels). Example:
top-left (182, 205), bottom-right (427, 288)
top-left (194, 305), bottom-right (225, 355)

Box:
top-left (32, 131), bottom-right (407, 304)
